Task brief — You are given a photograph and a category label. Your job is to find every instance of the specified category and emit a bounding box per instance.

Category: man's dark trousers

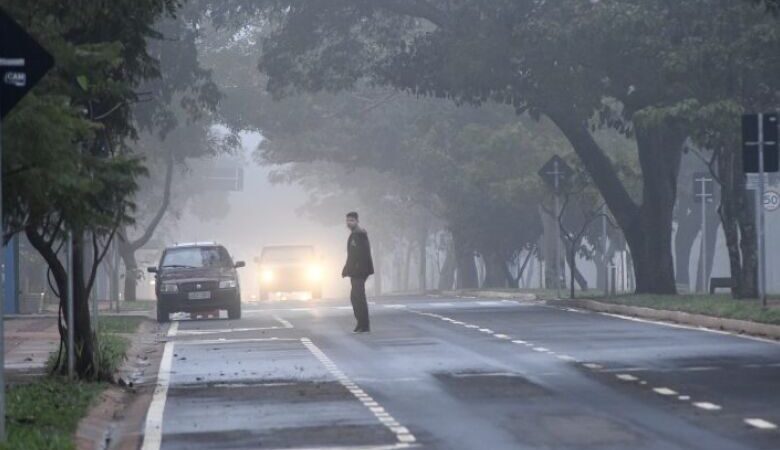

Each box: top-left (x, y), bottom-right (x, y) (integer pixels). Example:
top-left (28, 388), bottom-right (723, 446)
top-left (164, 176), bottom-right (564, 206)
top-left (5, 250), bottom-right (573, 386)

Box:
top-left (350, 277), bottom-right (369, 330)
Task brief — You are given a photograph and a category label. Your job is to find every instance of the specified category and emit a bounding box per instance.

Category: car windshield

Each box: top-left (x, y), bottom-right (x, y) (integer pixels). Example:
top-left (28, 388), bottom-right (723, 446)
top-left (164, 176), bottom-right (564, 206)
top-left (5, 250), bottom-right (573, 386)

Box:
top-left (261, 246), bottom-right (313, 263)
top-left (162, 246), bottom-right (233, 268)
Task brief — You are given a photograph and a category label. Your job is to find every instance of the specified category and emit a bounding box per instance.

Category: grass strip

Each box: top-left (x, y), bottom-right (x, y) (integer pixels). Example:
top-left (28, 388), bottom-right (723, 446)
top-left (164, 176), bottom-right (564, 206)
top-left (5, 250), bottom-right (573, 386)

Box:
top-left (585, 294), bottom-right (780, 326)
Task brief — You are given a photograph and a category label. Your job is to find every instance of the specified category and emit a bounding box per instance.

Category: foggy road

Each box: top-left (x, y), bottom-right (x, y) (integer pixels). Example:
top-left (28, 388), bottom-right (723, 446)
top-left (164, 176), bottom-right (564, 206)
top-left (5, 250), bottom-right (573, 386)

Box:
top-left (141, 295), bottom-right (780, 450)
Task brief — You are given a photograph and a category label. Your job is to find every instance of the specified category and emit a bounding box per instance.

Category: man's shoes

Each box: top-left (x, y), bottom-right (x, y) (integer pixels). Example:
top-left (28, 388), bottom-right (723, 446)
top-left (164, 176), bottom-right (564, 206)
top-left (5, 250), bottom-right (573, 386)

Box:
top-left (352, 326), bottom-right (370, 333)
top-left (353, 325), bottom-right (361, 332)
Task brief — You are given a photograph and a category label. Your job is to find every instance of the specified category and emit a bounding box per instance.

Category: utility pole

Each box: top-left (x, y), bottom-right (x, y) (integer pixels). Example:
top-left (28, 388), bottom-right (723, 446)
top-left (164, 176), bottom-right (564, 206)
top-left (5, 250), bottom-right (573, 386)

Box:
top-left (602, 205), bottom-right (608, 298)
top-left (758, 114), bottom-right (766, 305)
top-left (693, 173), bottom-right (714, 294)
top-left (538, 155), bottom-right (572, 299)
top-left (743, 112), bottom-right (779, 307)
top-left (0, 60), bottom-right (7, 442)
top-left (66, 234), bottom-right (75, 379)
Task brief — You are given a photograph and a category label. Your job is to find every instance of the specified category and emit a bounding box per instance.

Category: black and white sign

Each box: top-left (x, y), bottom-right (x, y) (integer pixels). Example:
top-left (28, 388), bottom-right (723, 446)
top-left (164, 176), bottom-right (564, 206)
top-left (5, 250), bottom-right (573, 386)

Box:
top-left (538, 155), bottom-right (573, 194)
top-left (764, 190), bottom-right (780, 212)
top-left (692, 172), bottom-right (715, 204)
top-left (743, 113), bottom-right (779, 173)
top-left (0, 8), bottom-right (54, 118)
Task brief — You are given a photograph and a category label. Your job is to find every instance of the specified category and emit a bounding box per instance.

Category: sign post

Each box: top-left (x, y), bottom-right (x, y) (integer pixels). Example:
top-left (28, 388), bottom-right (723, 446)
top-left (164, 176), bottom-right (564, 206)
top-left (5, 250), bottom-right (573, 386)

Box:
top-left (0, 8), bottom-right (55, 441)
top-left (743, 112), bottom-right (779, 307)
top-left (693, 173), bottom-right (714, 293)
top-left (538, 155), bottom-right (573, 298)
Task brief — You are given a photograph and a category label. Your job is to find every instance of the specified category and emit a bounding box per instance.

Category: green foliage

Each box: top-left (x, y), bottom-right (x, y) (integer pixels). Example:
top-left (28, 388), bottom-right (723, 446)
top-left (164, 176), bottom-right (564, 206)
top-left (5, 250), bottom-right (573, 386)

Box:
top-left (99, 316), bottom-right (145, 334)
top-left (96, 332), bottom-right (131, 378)
top-left (1, 379), bottom-right (104, 450)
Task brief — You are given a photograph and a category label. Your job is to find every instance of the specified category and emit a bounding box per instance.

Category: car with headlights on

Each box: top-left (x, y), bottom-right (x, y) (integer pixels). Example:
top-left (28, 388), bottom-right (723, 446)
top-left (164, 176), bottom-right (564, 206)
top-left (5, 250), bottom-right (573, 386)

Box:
top-left (257, 245), bottom-right (322, 300)
top-left (148, 242), bottom-right (245, 322)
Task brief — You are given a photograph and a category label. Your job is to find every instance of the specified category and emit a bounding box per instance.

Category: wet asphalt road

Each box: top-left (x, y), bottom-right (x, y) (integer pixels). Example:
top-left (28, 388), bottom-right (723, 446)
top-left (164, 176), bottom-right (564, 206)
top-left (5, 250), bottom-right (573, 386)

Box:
top-left (142, 295), bottom-right (780, 450)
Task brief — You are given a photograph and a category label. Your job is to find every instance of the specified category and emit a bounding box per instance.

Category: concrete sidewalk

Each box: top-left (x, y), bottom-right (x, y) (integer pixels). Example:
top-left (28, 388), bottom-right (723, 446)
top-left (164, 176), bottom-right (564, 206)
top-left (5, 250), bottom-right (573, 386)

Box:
top-left (4, 316), bottom-right (59, 378)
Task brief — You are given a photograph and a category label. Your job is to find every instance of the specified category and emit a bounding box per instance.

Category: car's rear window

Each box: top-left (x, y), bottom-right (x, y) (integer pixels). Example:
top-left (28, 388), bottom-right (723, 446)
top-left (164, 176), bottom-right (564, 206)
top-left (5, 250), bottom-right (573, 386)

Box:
top-left (162, 246), bottom-right (233, 268)
top-left (261, 246), bottom-right (313, 263)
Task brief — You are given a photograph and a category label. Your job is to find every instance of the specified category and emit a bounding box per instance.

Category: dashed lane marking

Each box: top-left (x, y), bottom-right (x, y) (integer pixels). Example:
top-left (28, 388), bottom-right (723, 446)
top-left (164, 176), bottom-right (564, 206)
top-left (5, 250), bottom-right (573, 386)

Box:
top-left (693, 402), bottom-right (722, 411)
top-left (404, 306), bottom-right (780, 431)
top-left (301, 338), bottom-right (416, 447)
top-left (653, 387), bottom-right (678, 396)
top-left (616, 374), bottom-right (638, 382)
top-left (140, 321), bottom-right (178, 450)
top-left (273, 314), bottom-right (294, 328)
top-left (744, 418), bottom-right (777, 430)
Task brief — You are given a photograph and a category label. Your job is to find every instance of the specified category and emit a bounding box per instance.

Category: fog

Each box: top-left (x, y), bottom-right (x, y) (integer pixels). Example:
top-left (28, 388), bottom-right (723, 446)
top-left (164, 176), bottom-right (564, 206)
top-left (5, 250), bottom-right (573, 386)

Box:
top-left (136, 132), bottom-right (348, 301)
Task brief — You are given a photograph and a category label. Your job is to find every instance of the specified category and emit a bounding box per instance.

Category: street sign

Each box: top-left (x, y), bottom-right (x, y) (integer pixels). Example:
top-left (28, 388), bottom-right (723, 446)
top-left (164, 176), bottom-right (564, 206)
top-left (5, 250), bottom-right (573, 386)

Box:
top-left (692, 172), bottom-right (715, 204)
top-left (538, 155), bottom-right (573, 194)
top-left (764, 190), bottom-right (780, 212)
top-left (0, 9), bottom-right (54, 118)
top-left (743, 113), bottom-right (779, 173)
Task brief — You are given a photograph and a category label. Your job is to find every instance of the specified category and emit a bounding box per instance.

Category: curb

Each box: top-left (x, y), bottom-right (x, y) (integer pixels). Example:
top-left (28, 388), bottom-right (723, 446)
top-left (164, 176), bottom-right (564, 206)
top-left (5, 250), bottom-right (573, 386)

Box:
top-left (550, 298), bottom-right (780, 341)
top-left (75, 319), bottom-right (167, 450)
top-left (438, 290), bottom-right (537, 300)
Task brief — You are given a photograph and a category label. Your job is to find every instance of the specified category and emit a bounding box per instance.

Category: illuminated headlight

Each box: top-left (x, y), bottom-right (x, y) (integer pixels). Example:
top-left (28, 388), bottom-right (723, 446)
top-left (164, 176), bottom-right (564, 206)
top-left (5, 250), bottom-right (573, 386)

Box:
top-left (219, 279), bottom-right (237, 289)
top-left (261, 269), bottom-right (274, 283)
top-left (307, 265), bottom-right (323, 281)
top-left (160, 283), bottom-right (178, 293)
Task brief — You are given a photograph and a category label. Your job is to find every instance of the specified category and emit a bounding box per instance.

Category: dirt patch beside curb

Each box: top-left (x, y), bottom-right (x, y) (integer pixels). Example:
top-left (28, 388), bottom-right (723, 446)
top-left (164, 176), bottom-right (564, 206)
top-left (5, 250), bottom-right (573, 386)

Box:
top-left (550, 298), bottom-right (780, 340)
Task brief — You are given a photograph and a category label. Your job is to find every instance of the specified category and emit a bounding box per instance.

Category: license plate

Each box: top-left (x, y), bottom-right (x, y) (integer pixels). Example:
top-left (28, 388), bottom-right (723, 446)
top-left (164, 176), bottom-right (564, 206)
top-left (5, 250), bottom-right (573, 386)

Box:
top-left (188, 291), bottom-right (211, 300)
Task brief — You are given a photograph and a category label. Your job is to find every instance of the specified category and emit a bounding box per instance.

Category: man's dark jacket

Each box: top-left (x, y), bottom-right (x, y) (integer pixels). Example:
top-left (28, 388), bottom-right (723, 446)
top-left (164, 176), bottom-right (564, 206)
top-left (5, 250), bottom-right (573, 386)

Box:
top-left (342, 227), bottom-right (375, 279)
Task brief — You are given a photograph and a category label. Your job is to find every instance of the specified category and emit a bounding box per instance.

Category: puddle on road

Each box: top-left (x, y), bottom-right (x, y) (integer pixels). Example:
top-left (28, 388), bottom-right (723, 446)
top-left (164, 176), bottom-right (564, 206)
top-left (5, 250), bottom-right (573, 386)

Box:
top-left (509, 413), bottom-right (641, 447)
top-left (435, 371), bottom-right (551, 399)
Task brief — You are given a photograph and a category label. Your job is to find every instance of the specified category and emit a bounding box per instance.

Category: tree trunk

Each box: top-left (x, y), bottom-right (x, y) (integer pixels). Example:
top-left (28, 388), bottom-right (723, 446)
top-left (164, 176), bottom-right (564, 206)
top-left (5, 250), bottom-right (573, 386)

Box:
top-left (481, 248), bottom-right (507, 289)
top-left (453, 231), bottom-right (478, 289)
top-left (402, 241), bottom-right (413, 291)
top-left (119, 235), bottom-right (139, 302)
top-left (548, 112), bottom-right (682, 294)
top-left (438, 243), bottom-right (456, 290)
top-left (71, 232), bottom-right (97, 377)
top-left (563, 245), bottom-right (588, 291)
top-left (674, 207), bottom-right (699, 290)
top-left (117, 153), bottom-right (174, 302)
top-left (373, 245), bottom-right (382, 295)
top-left (25, 227), bottom-right (97, 379)
top-left (418, 228), bottom-right (427, 291)
top-left (717, 143), bottom-right (758, 298)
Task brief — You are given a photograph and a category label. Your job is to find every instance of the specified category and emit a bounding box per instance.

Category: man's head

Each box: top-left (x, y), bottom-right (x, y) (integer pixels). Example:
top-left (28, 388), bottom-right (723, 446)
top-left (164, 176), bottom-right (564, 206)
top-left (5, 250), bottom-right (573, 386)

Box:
top-left (346, 211), bottom-right (359, 230)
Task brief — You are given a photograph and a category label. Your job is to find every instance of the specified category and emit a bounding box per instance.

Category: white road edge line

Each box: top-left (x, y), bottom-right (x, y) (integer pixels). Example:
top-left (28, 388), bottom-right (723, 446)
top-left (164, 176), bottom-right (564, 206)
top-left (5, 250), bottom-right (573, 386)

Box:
top-left (300, 338), bottom-right (416, 447)
top-left (599, 312), bottom-right (780, 345)
top-left (140, 321), bottom-right (178, 450)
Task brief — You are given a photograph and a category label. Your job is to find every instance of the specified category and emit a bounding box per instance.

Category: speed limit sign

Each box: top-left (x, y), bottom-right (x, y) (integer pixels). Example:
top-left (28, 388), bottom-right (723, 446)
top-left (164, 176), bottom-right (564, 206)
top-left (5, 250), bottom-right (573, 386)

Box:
top-left (764, 190), bottom-right (780, 211)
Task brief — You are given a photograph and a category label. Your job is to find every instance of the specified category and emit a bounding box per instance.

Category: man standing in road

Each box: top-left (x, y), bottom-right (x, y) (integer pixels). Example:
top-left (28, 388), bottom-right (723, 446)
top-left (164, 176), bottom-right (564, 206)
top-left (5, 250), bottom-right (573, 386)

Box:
top-left (342, 211), bottom-right (374, 333)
